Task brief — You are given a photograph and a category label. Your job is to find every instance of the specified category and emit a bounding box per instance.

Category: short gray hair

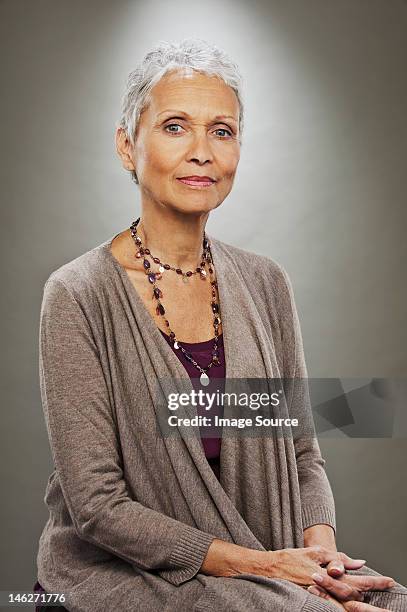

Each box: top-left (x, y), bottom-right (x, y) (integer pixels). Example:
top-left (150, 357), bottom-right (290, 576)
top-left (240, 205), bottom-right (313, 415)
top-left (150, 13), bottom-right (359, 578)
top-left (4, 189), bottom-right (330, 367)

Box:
top-left (117, 38), bottom-right (244, 185)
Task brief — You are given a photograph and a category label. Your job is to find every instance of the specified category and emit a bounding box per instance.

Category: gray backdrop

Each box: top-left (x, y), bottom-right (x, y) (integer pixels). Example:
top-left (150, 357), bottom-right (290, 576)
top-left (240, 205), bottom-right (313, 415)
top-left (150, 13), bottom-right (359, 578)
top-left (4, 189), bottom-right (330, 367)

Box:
top-left (1, 0), bottom-right (406, 595)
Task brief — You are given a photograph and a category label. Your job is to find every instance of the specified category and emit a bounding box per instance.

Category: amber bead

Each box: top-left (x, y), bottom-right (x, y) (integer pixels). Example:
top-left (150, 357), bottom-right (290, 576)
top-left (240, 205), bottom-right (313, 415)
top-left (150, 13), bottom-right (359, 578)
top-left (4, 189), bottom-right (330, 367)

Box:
top-left (176, 269), bottom-right (182, 274)
top-left (153, 257), bottom-right (160, 264)
top-left (186, 271), bottom-right (193, 277)
top-left (164, 264), bottom-right (171, 270)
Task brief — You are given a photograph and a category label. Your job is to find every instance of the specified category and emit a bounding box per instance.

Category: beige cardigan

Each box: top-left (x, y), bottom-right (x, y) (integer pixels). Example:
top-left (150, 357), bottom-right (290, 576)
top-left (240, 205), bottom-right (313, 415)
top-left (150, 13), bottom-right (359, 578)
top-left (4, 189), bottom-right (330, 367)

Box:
top-left (37, 232), bottom-right (407, 611)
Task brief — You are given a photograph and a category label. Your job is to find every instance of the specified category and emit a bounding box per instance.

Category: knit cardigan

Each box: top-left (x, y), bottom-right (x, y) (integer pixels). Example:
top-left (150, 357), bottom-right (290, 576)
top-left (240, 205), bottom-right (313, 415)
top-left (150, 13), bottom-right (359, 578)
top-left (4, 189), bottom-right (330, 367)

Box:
top-left (36, 232), bottom-right (407, 612)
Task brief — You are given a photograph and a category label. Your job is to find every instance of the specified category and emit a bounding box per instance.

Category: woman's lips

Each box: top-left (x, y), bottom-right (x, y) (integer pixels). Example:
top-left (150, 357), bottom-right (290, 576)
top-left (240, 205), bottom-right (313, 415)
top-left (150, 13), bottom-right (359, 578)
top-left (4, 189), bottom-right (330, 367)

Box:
top-left (177, 177), bottom-right (215, 187)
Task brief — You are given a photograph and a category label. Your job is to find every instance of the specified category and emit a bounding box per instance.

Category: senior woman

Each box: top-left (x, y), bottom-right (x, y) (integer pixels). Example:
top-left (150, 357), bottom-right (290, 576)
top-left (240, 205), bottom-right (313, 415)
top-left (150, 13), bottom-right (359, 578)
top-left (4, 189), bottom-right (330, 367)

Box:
top-left (34, 39), bottom-right (407, 612)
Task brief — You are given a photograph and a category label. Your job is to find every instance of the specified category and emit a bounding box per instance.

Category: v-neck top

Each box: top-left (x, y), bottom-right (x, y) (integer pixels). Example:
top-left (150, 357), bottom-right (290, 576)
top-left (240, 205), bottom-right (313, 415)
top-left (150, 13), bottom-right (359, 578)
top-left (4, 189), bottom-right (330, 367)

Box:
top-left (159, 330), bottom-right (225, 480)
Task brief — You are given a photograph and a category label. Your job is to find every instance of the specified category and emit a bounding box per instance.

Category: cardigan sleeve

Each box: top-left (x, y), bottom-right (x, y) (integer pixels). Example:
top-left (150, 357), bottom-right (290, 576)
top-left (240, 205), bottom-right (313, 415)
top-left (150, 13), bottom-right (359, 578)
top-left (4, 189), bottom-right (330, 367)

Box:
top-left (39, 276), bottom-right (216, 586)
top-left (278, 266), bottom-right (337, 535)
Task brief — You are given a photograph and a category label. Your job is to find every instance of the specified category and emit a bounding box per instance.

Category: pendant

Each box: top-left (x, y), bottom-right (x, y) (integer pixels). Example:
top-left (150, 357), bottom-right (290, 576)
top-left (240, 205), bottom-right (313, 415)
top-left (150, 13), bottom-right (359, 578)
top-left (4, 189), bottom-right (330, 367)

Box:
top-left (174, 341), bottom-right (179, 349)
top-left (159, 265), bottom-right (165, 273)
top-left (200, 372), bottom-right (210, 386)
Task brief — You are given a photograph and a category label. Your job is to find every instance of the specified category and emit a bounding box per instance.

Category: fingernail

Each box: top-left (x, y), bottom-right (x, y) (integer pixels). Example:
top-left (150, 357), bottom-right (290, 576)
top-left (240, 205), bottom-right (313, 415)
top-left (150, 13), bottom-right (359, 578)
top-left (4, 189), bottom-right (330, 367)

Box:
top-left (389, 581), bottom-right (396, 588)
top-left (355, 559), bottom-right (366, 563)
top-left (312, 573), bottom-right (324, 583)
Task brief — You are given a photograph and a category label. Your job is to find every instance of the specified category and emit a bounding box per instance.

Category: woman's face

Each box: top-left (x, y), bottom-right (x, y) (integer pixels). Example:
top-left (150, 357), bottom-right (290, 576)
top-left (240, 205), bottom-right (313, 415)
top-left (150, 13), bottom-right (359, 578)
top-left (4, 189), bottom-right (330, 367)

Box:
top-left (118, 69), bottom-right (241, 215)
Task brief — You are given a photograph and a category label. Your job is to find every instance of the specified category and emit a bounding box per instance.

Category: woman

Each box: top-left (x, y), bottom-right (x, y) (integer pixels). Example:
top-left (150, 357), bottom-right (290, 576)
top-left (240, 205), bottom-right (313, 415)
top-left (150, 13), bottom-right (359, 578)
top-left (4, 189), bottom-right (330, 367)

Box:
top-left (34, 38), bottom-right (407, 612)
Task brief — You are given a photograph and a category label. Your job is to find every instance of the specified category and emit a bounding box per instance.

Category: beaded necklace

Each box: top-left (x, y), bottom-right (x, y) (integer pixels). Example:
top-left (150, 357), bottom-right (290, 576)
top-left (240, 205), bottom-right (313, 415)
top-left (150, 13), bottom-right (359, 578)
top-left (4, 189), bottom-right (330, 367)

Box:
top-left (130, 217), bottom-right (222, 386)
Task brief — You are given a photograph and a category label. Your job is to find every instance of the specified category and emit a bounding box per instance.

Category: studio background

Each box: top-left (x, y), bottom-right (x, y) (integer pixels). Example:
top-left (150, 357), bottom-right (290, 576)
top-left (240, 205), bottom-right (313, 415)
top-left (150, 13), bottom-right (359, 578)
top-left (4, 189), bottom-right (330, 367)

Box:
top-left (1, 0), bottom-right (406, 594)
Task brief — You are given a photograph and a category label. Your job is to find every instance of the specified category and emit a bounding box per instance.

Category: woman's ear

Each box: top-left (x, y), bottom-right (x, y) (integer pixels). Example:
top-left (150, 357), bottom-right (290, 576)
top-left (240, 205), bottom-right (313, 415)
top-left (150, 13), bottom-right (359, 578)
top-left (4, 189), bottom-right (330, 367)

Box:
top-left (115, 127), bottom-right (136, 173)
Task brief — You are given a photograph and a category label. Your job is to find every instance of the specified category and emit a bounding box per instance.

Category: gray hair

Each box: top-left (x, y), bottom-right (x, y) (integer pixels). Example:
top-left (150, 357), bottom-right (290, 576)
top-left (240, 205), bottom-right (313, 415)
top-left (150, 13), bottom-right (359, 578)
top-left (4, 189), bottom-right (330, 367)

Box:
top-left (116, 38), bottom-right (244, 185)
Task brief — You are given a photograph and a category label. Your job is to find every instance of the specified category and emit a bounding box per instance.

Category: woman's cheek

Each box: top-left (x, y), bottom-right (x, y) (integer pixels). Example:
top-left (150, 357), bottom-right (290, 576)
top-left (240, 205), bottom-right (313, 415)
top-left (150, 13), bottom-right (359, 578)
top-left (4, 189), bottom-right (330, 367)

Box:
top-left (140, 146), bottom-right (166, 173)
top-left (216, 145), bottom-right (240, 172)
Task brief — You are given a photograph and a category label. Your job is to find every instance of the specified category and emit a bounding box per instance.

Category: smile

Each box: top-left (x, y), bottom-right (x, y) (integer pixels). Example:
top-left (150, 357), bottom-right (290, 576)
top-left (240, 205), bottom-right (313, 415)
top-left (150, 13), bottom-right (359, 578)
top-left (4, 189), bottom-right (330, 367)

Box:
top-left (177, 178), bottom-right (215, 188)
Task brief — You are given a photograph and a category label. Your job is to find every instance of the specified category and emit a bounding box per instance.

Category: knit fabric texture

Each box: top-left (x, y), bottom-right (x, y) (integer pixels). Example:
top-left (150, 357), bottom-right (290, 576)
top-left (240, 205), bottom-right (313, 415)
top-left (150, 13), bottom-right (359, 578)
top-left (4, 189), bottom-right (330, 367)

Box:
top-left (36, 232), bottom-right (407, 611)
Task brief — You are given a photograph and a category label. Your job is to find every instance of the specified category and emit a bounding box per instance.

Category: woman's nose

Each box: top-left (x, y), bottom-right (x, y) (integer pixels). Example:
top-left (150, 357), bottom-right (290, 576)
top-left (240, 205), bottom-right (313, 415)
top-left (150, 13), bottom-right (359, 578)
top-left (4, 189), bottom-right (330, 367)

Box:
top-left (186, 132), bottom-right (214, 165)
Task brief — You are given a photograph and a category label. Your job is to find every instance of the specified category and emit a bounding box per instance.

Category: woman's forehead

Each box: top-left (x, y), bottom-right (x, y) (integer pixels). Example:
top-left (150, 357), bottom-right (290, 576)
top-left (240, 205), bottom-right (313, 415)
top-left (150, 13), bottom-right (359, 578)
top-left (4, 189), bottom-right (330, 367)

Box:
top-left (147, 71), bottom-right (239, 118)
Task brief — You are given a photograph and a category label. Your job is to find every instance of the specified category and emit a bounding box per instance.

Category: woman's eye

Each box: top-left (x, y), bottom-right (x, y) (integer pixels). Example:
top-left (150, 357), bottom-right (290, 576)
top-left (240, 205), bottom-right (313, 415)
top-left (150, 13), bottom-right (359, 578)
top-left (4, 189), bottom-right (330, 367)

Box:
top-left (164, 123), bottom-right (183, 134)
top-left (214, 128), bottom-right (232, 138)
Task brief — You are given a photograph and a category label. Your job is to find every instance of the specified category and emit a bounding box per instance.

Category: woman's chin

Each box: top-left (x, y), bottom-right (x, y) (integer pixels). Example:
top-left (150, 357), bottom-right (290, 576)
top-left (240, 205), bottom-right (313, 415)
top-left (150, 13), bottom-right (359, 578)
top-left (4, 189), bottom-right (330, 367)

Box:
top-left (169, 202), bottom-right (220, 216)
top-left (165, 193), bottom-right (221, 214)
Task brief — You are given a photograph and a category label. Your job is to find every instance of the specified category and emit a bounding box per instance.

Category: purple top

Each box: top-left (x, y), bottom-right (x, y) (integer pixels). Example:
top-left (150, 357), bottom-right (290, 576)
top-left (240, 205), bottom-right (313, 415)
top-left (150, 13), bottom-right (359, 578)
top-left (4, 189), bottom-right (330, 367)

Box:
top-left (159, 329), bottom-right (225, 480)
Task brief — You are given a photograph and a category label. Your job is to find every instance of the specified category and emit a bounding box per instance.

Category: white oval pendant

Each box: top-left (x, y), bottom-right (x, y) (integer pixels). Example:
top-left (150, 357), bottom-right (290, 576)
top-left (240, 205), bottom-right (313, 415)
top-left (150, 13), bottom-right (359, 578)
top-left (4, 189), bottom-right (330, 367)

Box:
top-left (174, 341), bottom-right (179, 349)
top-left (159, 265), bottom-right (165, 273)
top-left (200, 372), bottom-right (210, 386)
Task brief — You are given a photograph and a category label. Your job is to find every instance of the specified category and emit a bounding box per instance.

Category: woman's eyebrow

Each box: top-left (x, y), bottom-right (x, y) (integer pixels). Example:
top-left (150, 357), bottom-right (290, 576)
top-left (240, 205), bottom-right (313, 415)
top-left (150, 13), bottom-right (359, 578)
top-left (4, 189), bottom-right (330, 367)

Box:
top-left (157, 109), bottom-right (237, 123)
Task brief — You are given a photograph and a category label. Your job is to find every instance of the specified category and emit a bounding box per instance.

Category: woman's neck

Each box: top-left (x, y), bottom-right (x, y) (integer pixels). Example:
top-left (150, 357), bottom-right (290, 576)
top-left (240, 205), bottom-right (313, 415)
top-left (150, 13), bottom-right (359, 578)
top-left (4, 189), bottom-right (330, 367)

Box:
top-left (137, 206), bottom-right (210, 269)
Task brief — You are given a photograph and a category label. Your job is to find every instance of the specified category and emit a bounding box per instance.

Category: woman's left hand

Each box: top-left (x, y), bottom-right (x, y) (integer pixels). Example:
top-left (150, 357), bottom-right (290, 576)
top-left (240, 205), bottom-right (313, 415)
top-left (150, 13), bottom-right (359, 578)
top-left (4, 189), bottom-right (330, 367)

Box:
top-left (303, 524), bottom-right (366, 581)
top-left (302, 526), bottom-right (396, 602)
top-left (324, 550), bottom-right (367, 579)
top-left (308, 566), bottom-right (396, 604)
top-left (307, 584), bottom-right (392, 611)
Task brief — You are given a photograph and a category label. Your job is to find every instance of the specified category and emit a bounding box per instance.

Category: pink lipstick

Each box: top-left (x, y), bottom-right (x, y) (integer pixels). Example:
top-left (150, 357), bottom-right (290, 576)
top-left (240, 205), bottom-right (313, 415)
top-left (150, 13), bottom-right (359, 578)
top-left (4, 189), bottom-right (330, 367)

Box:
top-left (177, 176), bottom-right (216, 187)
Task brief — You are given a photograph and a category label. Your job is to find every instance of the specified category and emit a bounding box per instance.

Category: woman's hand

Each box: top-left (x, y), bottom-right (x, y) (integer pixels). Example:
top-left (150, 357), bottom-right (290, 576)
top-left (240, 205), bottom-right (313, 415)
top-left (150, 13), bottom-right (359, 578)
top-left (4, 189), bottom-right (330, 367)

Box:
top-left (307, 584), bottom-right (391, 611)
top-left (201, 540), bottom-right (396, 607)
top-left (306, 569), bottom-right (396, 609)
top-left (264, 546), bottom-right (395, 595)
top-left (263, 546), bottom-right (365, 587)
top-left (302, 526), bottom-right (396, 607)
top-left (303, 524), bottom-right (366, 579)
top-left (201, 540), bottom-right (362, 582)
top-left (303, 524), bottom-right (348, 578)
